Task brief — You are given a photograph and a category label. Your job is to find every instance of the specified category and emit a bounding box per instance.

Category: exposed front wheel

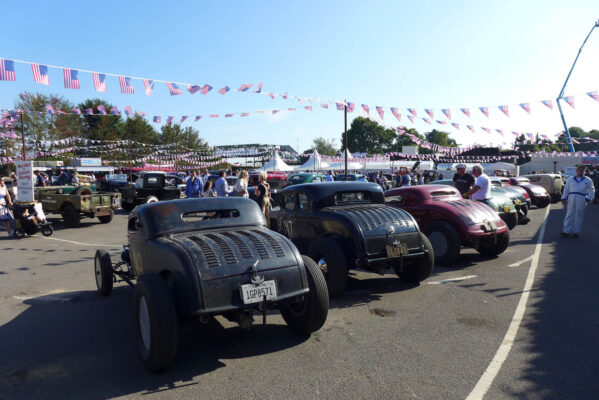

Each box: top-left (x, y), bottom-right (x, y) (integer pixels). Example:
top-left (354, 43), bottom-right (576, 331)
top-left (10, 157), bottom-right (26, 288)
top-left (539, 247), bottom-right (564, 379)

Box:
top-left (280, 255), bottom-right (329, 336)
top-left (395, 232), bottom-right (434, 283)
top-left (477, 231), bottom-right (510, 257)
top-left (308, 238), bottom-right (347, 298)
top-left (61, 204), bottom-right (81, 227)
top-left (535, 197), bottom-right (550, 208)
top-left (424, 220), bottom-right (461, 266)
top-left (94, 250), bottom-right (113, 296)
top-left (501, 212), bottom-right (518, 230)
top-left (133, 275), bottom-right (179, 372)
top-left (98, 212), bottom-right (113, 224)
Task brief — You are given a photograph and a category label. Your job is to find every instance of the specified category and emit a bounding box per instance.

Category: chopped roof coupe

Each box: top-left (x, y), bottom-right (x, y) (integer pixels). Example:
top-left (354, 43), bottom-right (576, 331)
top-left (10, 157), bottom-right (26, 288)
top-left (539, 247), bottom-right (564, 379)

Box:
top-left (508, 177), bottom-right (551, 208)
top-left (333, 174), bottom-right (365, 182)
top-left (269, 182), bottom-right (434, 298)
top-left (93, 198), bottom-right (328, 371)
top-left (385, 185), bottom-right (510, 265)
top-left (288, 172), bottom-right (326, 185)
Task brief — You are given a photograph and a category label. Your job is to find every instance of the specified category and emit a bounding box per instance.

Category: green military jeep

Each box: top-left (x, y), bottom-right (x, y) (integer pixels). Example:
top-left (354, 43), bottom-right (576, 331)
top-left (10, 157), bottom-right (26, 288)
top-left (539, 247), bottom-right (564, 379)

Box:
top-left (35, 185), bottom-right (121, 227)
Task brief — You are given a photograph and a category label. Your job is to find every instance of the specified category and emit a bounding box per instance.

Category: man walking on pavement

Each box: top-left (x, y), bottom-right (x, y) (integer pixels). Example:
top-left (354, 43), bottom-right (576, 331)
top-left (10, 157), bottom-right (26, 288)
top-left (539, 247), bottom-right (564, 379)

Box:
top-left (560, 165), bottom-right (595, 238)
top-left (184, 170), bottom-right (202, 198)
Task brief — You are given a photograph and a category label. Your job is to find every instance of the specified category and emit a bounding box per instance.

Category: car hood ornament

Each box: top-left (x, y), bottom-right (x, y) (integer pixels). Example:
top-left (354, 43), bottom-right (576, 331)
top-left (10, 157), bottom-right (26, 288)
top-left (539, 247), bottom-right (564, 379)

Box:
top-left (251, 260), bottom-right (264, 284)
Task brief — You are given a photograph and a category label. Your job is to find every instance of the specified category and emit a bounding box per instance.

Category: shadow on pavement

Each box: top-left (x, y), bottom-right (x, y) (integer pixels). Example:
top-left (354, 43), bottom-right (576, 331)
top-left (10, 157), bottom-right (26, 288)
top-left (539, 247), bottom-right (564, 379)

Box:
top-left (0, 286), bottom-right (308, 399)
top-left (331, 273), bottom-right (419, 309)
top-left (499, 204), bottom-right (599, 399)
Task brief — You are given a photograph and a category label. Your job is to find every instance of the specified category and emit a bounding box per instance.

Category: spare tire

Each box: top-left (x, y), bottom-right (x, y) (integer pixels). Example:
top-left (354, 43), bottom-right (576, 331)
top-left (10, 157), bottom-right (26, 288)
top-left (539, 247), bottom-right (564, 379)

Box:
top-left (72, 186), bottom-right (93, 196)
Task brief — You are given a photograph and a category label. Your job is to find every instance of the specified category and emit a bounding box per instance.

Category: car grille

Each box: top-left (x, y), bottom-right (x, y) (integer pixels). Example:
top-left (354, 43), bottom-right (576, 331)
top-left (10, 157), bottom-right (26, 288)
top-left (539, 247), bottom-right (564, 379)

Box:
top-left (335, 204), bottom-right (412, 232)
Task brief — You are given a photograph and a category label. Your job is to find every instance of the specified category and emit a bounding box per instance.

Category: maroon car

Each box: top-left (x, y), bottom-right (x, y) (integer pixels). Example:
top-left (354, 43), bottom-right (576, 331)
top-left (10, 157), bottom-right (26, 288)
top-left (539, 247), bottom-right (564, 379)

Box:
top-left (508, 177), bottom-right (551, 208)
top-left (492, 177), bottom-right (531, 209)
top-left (385, 185), bottom-right (510, 265)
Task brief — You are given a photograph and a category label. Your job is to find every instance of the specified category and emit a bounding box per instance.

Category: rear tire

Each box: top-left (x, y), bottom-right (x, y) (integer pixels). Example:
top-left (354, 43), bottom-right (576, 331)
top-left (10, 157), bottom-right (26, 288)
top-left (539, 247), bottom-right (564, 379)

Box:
top-left (41, 224), bottom-right (53, 236)
top-left (396, 233), bottom-right (434, 283)
top-left (423, 220), bottom-right (461, 265)
top-left (308, 238), bottom-right (347, 298)
top-left (61, 204), bottom-right (81, 227)
top-left (98, 212), bottom-right (113, 224)
top-left (94, 250), bottom-right (113, 296)
top-left (280, 256), bottom-right (329, 336)
top-left (535, 197), bottom-right (550, 208)
top-left (501, 212), bottom-right (518, 230)
top-left (477, 231), bottom-right (510, 257)
top-left (133, 275), bottom-right (178, 372)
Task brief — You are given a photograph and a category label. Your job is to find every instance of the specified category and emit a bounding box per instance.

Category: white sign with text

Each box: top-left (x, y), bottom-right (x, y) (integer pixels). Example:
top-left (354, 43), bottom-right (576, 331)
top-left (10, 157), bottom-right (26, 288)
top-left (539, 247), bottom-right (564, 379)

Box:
top-left (16, 161), bottom-right (34, 202)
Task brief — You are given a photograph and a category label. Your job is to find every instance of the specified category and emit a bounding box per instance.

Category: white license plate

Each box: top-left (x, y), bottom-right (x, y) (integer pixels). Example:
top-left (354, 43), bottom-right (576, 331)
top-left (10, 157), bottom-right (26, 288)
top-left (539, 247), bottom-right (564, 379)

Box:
top-left (240, 280), bottom-right (277, 304)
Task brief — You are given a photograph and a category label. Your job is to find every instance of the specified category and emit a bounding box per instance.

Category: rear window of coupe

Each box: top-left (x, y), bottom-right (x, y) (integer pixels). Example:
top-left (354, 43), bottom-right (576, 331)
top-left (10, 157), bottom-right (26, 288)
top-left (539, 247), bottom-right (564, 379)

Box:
top-left (430, 190), bottom-right (457, 197)
top-left (335, 191), bottom-right (369, 203)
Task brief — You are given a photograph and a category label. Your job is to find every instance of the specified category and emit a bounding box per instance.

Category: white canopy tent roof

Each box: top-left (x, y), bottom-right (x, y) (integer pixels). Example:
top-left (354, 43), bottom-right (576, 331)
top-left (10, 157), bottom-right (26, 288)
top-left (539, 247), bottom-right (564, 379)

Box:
top-left (327, 161), bottom-right (364, 170)
top-left (256, 151), bottom-right (295, 172)
top-left (295, 150), bottom-right (330, 171)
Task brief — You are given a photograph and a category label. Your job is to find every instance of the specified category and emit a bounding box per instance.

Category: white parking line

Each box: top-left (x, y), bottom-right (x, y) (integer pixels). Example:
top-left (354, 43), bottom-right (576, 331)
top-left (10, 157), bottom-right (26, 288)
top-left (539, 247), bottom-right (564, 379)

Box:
top-left (36, 235), bottom-right (120, 247)
top-left (466, 204), bottom-right (551, 400)
top-left (508, 255), bottom-right (534, 268)
top-left (427, 275), bottom-right (477, 285)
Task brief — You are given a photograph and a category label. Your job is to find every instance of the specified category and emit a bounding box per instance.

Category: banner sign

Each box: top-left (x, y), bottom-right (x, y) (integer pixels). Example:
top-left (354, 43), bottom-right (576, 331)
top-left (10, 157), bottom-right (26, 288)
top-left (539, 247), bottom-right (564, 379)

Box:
top-left (16, 160), bottom-right (34, 202)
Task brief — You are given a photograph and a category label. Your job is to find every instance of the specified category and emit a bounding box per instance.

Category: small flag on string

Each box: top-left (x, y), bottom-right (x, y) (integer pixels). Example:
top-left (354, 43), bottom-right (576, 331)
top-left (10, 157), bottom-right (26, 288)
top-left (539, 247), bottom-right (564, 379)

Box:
top-left (361, 104), bottom-right (370, 115)
top-left (467, 125), bottom-right (475, 132)
top-left (320, 103), bottom-right (329, 109)
top-left (0, 59), bottom-right (16, 81)
top-left (496, 129), bottom-right (504, 136)
top-left (442, 109), bottom-right (451, 120)
top-left (305, 106), bottom-right (313, 111)
top-left (124, 106), bottom-right (133, 116)
top-left (63, 68), bottom-right (80, 89)
top-left (209, 114), bottom-right (219, 118)
top-left (57, 110), bottom-right (66, 115)
top-left (144, 79), bottom-right (154, 96)
top-left (180, 116), bottom-right (188, 123)
top-left (166, 116), bottom-right (174, 124)
top-left (85, 108), bottom-right (94, 115)
top-left (240, 112), bottom-right (249, 117)
top-left (194, 115), bottom-right (202, 121)
top-left (541, 100), bottom-right (553, 110)
top-left (110, 106), bottom-right (120, 115)
top-left (153, 116), bottom-right (161, 123)
top-left (451, 123), bottom-right (460, 129)
top-left (200, 84), bottom-right (212, 95)
top-left (267, 93), bottom-right (275, 99)
top-left (512, 131), bottom-right (519, 137)
top-left (281, 92), bottom-right (288, 99)
top-left (436, 120), bottom-right (447, 125)
top-left (347, 102), bottom-right (355, 112)
top-left (166, 82), bottom-right (182, 95)
top-left (72, 108), bottom-right (82, 115)
top-left (45, 104), bottom-right (55, 115)
top-left (296, 97), bottom-right (303, 104)
top-left (253, 82), bottom-right (263, 93)
top-left (425, 109), bottom-right (434, 118)
top-left (238, 83), bottom-right (253, 91)
top-left (376, 106), bottom-right (384, 120)
top-left (461, 108), bottom-right (470, 117)
top-left (272, 110), bottom-right (280, 114)
top-left (407, 108), bottom-right (417, 116)
top-left (335, 102), bottom-right (345, 110)
top-left (225, 113), bottom-right (234, 118)
top-left (498, 105), bottom-right (509, 117)
top-left (91, 72), bottom-right (107, 92)
top-left (97, 105), bottom-right (107, 115)
top-left (119, 76), bottom-right (135, 94)
top-left (136, 110), bottom-right (146, 116)
top-left (479, 107), bottom-right (489, 117)
top-left (390, 107), bottom-right (401, 122)
top-left (518, 103), bottom-right (531, 114)
top-left (422, 118), bottom-right (431, 125)
top-left (186, 85), bottom-right (201, 94)
top-left (587, 91), bottom-right (599, 102)
top-left (31, 64), bottom-right (49, 85)
top-left (218, 86), bottom-right (230, 95)
top-left (407, 115), bottom-right (415, 124)
top-left (564, 96), bottom-right (575, 108)
top-left (481, 127), bottom-right (491, 133)
top-left (288, 108), bottom-right (296, 111)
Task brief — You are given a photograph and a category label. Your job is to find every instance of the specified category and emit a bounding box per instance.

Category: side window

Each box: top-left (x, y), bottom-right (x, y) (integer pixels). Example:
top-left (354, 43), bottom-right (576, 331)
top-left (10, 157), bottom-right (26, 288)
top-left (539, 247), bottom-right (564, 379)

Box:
top-left (128, 216), bottom-right (139, 232)
top-left (284, 193), bottom-right (295, 211)
top-left (314, 176), bottom-right (321, 182)
top-left (298, 192), bottom-right (309, 210)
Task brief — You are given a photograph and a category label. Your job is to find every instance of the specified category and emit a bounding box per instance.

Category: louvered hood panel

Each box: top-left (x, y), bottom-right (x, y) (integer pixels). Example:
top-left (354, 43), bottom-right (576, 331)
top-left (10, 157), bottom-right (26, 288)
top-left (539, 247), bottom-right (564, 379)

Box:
top-left (165, 227), bottom-right (299, 281)
top-left (328, 204), bottom-right (418, 236)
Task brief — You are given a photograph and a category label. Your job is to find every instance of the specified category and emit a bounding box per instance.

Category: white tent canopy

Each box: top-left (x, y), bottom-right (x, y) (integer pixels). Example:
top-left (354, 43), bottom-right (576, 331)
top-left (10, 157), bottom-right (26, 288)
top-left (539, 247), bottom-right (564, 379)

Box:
top-left (327, 161), bottom-right (364, 170)
top-left (295, 150), bottom-right (330, 171)
top-left (256, 151), bottom-right (295, 171)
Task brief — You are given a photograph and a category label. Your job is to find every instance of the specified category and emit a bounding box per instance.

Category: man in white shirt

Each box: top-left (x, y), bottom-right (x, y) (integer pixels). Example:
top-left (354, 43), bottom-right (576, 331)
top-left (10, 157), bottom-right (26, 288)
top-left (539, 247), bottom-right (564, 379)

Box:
top-left (560, 165), bottom-right (595, 238)
top-left (464, 164), bottom-right (491, 201)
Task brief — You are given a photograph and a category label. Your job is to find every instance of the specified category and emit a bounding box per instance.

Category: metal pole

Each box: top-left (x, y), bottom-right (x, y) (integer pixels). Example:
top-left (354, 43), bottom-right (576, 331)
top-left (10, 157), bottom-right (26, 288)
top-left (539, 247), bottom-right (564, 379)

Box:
top-left (128, 139), bottom-right (132, 181)
top-left (556, 19), bottom-right (599, 153)
top-left (344, 101), bottom-right (348, 181)
top-left (20, 111), bottom-right (26, 160)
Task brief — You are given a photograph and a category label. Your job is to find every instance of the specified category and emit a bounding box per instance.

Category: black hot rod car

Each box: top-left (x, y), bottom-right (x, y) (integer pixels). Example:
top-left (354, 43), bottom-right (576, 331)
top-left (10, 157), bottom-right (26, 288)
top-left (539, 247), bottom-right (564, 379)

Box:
top-left (269, 182), bottom-right (435, 298)
top-left (93, 197), bottom-right (328, 371)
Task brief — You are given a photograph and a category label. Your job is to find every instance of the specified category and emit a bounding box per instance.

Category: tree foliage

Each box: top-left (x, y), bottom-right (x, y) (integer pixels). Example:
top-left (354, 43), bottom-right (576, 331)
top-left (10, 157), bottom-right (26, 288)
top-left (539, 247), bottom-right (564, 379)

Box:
top-left (307, 137), bottom-right (338, 156)
top-left (424, 129), bottom-right (457, 147)
top-left (341, 117), bottom-right (396, 154)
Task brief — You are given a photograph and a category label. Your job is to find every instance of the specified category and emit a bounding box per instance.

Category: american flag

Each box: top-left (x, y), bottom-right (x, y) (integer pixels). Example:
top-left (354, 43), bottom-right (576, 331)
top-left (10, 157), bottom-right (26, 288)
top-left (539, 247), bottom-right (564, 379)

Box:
top-left (225, 113), bottom-right (234, 118)
top-left (97, 105), bottom-right (107, 115)
top-left (451, 123), bottom-right (460, 129)
top-left (272, 110), bottom-right (280, 114)
top-left (253, 82), bottom-right (263, 93)
top-left (200, 84), bottom-right (212, 95)
top-left (436, 120), bottom-right (447, 125)
top-left (422, 118), bottom-right (431, 125)
top-left (110, 106), bottom-right (120, 115)
top-left (63, 68), bottom-right (80, 89)
top-left (92, 72), bottom-right (107, 92)
top-left (481, 127), bottom-right (490, 133)
top-left (361, 104), bottom-right (370, 114)
top-left (347, 102), bottom-right (355, 113)
top-left (407, 108), bottom-right (417, 116)
top-left (194, 115), bottom-right (202, 121)
top-left (564, 96), bottom-right (575, 109)
top-left (137, 110), bottom-right (146, 116)
top-left (124, 106), bottom-right (133, 116)
top-left (281, 92), bottom-right (288, 99)
top-left (119, 76), bottom-right (135, 94)
top-left (467, 125), bottom-right (475, 132)
top-left (166, 82), bottom-right (182, 95)
top-left (85, 108), bottom-right (94, 115)
top-left (425, 109), bottom-right (434, 118)
top-left (57, 110), bottom-right (67, 115)
top-left (519, 103), bottom-right (531, 114)
top-left (72, 108), bottom-right (82, 115)
top-left (390, 107), bottom-right (401, 121)
top-left (479, 107), bottom-right (489, 117)
top-left (268, 93), bottom-right (275, 99)
top-left (498, 105), bottom-right (509, 117)
top-left (296, 97), bottom-right (303, 104)
top-left (0, 59), bottom-right (16, 81)
top-left (180, 116), bottom-right (188, 123)
top-left (407, 115), bottom-right (415, 124)
top-left (441, 109), bottom-right (451, 120)
top-left (461, 108), bottom-right (470, 117)
top-left (512, 131), bottom-right (519, 137)
top-left (304, 106), bottom-right (313, 111)
top-left (218, 86), bottom-right (230, 95)
top-left (31, 64), bottom-right (49, 85)
top-left (237, 83), bottom-right (253, 91)
top-left (166, 116), bottom-right (174, 124)
top-left (240, 112), bottom-right (249, 117)
top-left (496, 129), bottom-right (504, 136)
top-left (45, 104), bottom-right (55, 115)
top-left (376, 106), bottom-right (384, 120)
top-left (320, 103), bottom-right (329, 109)
top-left (288, 108), bottom-right (296, 111)
top-left (144, 79), bottom-right (154, 96)
top-left (587, 91), bottom-right (599, 102)
top-left (541, 100), bottom-right (553, 110)
top-left (153, 116), bottom-right (161, 123)
top-left (335, 102), bottom-right (345, 110)
top-left (186, 85), bottom-right (201, 94)
top-left (209, 114), bottom-right (219, 118)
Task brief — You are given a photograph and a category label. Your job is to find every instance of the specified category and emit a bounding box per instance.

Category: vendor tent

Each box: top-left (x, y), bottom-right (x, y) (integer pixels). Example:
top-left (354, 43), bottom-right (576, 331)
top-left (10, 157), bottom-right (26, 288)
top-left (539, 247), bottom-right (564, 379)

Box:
top-left (327, 161), bottom-right (364, 170)
top-left (256, 151), bottom-right (295, 171)
top-left (295, 150), bottom-right (330, 171)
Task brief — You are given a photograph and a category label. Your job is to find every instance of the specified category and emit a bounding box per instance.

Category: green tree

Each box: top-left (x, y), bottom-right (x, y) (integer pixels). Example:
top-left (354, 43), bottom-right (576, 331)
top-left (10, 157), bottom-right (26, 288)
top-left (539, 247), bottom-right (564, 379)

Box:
top-left (341, 117), bottom-right (396, 154)
top-left (424, 129), bottom-right (457, 147)
top-left (160, 124), bottom-right (210, 151)
top-left (123, 116), bottom-right (159, 144)
top-left (389, 127), bottom-right (433, 154)
top-left (78, 98), bottom-right (123, 141)
top-left (308, 137), bottom-right (338, 156)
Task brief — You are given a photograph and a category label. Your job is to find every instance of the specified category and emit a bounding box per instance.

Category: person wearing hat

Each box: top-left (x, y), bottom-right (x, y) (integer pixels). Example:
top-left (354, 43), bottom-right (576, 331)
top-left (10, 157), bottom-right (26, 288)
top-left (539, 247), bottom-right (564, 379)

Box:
top-left (560, 165), bottom-right (595, 238)
top-left (464, 164), bottom-right (491, 201)
top-left (453, 164), bottom-right (474, 195)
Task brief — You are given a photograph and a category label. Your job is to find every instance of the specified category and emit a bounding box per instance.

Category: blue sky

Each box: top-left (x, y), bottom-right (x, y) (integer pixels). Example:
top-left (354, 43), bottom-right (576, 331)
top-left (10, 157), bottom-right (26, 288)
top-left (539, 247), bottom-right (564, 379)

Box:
top-left (1, 0), bottom-right (598, 152)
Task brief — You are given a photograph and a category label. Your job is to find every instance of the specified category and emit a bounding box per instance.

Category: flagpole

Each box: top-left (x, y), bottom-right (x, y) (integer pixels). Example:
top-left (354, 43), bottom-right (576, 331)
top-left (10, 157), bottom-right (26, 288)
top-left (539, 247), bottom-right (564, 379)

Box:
top-left (20, 111), bottom-right (26, 160)
top-left (344, 101), bottom-right (348, 181)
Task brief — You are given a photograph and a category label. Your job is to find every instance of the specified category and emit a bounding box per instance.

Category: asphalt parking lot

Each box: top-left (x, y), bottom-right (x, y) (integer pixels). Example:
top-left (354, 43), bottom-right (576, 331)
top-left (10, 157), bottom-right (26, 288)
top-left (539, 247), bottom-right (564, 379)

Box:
top-left (1, 204), bottom-right (598, 399)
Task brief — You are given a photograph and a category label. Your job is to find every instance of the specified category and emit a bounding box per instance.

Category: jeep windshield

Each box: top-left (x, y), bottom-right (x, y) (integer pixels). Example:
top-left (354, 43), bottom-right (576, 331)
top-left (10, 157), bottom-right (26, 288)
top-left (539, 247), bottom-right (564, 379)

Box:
top-left (106, 174), bottom-right (128, 181)
top-left (335, 191), bottom-right (370, 204)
